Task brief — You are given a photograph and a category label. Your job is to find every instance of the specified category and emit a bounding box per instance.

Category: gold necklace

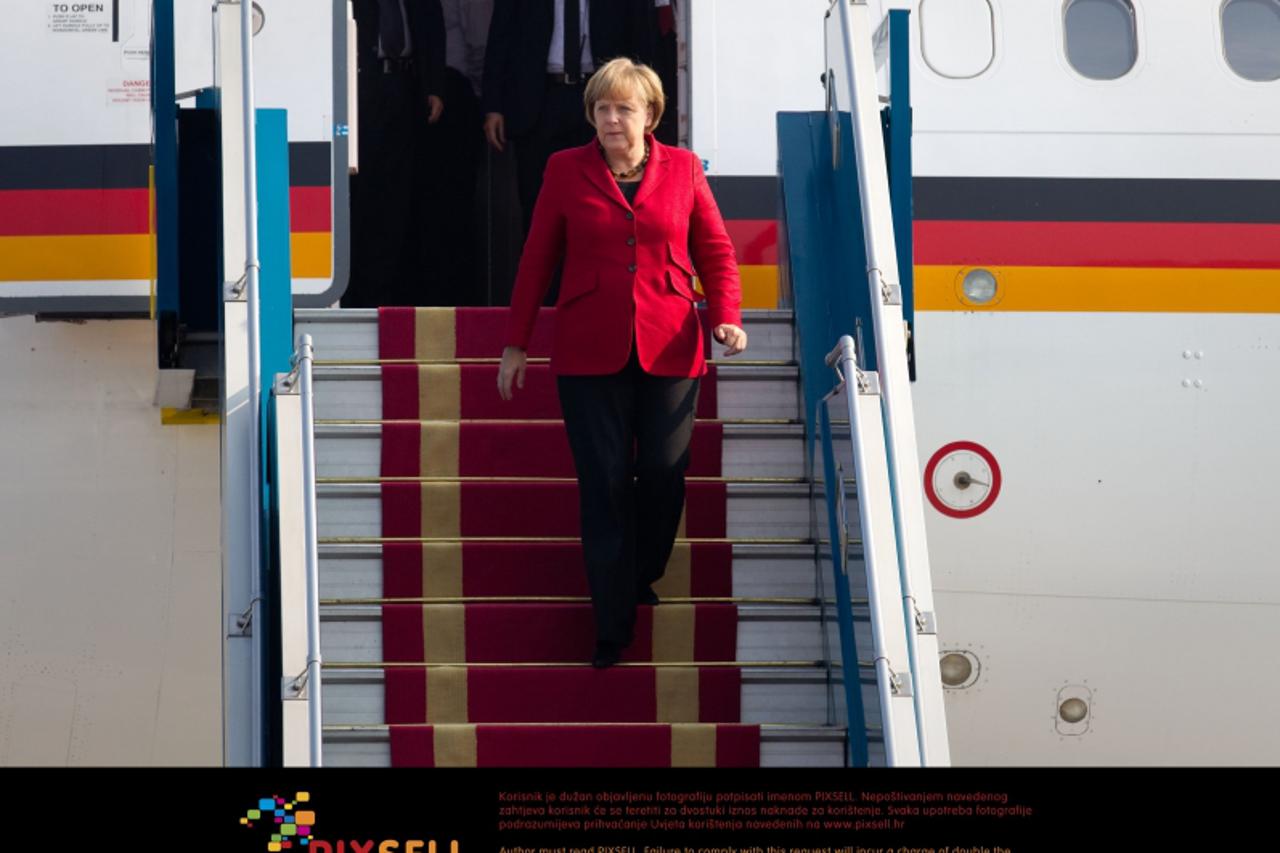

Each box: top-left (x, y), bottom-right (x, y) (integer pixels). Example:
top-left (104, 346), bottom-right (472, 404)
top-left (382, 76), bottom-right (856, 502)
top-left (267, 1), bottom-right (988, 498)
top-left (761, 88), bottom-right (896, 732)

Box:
top-left (601, 141), bottom-right (650, 180)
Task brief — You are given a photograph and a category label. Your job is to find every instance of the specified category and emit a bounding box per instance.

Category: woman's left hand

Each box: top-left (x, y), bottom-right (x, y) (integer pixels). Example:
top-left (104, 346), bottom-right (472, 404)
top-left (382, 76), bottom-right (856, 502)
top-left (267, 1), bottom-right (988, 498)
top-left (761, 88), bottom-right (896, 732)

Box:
top-left (713, 324), bottom-right (748, 357)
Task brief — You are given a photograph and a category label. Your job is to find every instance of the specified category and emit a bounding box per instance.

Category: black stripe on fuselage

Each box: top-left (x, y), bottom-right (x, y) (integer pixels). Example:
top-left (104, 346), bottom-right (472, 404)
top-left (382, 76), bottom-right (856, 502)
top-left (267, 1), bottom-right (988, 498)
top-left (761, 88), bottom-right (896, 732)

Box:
top-left (288, 142), bottom-right (332, 187)
top-left (0, 145), bottom-right (151, 190)
top-left (0, 142), bottom-right (333, 191)
top-left (706, 176), bottom-right (777, 221)
top-left (914, 177), bottom-right (1280, 224)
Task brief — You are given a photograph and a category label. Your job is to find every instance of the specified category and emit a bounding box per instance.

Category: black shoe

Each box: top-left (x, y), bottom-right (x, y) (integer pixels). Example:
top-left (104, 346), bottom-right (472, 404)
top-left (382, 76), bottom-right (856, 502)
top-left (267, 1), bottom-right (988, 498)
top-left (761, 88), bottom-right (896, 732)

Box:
top-left (592, 641), bottom-right (623, 669)
top-left (637, 585), bottom-right (659, 605)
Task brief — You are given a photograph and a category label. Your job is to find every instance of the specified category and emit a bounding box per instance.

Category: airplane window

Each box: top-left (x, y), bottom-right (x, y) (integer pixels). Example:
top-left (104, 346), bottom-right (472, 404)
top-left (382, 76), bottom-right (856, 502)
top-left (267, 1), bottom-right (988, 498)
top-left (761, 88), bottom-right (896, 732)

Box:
top-left (1223, 0), bottom-right (1280, 81)
top-left (920, 0), bottom-right (996, 79)
top-left (1063, 0), bottom-right (1138, 80)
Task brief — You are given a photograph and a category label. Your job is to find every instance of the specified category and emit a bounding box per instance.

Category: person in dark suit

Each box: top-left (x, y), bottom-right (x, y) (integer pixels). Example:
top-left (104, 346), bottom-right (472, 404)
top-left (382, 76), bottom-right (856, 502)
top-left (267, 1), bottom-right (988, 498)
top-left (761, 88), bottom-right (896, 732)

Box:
top-left (650, 0), bottom-right (679, 146)
top-left (346, 0), bottom-right (447, 308)
top-left (480, 0), bottom-right (655, 239)
top-left (417, 0), bottom-right (493, 307)
top-left (496, 59), bottom-right (747, 668)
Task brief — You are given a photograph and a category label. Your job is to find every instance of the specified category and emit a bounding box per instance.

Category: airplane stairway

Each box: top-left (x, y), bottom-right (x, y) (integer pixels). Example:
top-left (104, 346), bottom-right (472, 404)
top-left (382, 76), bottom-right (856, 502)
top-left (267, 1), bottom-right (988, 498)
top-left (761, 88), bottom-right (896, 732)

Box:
top-left (290, 305), bottom-right (885, 766)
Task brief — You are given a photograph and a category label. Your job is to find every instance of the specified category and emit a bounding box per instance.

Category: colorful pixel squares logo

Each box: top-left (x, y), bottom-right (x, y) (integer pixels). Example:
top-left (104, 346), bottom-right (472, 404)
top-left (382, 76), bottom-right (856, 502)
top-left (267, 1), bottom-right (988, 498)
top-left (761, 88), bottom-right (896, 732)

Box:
top-left (240, 791), bottom-right (315, 851)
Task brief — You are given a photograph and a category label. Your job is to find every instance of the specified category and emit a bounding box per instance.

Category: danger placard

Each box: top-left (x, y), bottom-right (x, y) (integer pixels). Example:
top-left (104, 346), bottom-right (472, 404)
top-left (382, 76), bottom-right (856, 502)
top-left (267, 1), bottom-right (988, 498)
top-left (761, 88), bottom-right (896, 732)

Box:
top-left (107, 77), bottom-right (149, 106)
top-left (48, 3), bottom-right (111, 35)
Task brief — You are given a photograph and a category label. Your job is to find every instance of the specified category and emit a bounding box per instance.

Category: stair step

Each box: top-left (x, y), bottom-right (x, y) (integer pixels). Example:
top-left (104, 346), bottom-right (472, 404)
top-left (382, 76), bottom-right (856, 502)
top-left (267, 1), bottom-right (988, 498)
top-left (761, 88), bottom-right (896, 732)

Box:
top-left (315, 420), bottom-right (853, 480)
top-left (295, 307), bottom-right (797, 363)
top-left (319, 665), bottom-right (864, 726)
top-left (318, 603), bottom-right (871, 665)
top-left (320, 723), bottom-right (862, 767)
top-left (316, 542), bottom-right (855, 600)
top-left (311, 364), bottom-right (801, 422)
top-left (316, 480), bottom-right (845, 541)
top-left (293, 305), bottom-right (885, 768)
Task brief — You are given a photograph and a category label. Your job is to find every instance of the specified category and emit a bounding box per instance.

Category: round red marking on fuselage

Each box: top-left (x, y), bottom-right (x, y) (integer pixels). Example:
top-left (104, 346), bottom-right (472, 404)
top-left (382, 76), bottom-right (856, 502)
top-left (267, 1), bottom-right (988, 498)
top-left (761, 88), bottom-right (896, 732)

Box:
top-left (923, 440), bottom-right (1002, 519)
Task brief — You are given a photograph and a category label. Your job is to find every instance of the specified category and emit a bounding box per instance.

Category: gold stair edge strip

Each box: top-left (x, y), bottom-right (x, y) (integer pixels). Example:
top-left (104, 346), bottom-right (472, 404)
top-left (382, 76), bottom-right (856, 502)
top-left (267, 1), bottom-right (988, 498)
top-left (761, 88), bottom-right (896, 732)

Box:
top-left (322, 721), bottom-right (856, 732)
top-left (320, 595), bottom-right (854, 605)
top-left (315, 417), bottom-right (804, 425)
top-left (319, 536), bottom-right (822, 545)
top-left (315, 358), bottom-right (797, 367)
top-left (296, 307), bottom-right (795, 317)
top-left (316, 418), bottom-right (850, 426)
top-left (317, 475), bottom-right (833, 484)
top-left (320, 660), bottom-right (864, 669)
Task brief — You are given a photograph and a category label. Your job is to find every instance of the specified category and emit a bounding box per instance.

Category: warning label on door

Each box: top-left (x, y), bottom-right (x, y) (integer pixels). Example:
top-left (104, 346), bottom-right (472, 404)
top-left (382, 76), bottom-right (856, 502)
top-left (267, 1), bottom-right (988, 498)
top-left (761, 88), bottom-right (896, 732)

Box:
top-left (48, 3), bottom-right (111, 34)
top-left (107, 77), bottom-right (150, 106)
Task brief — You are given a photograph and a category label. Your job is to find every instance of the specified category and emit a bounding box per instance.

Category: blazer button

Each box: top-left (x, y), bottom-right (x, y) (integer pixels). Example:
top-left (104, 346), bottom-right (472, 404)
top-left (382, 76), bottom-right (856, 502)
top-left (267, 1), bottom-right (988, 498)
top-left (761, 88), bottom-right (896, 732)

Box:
top-left (628, 264), bottom-right (637, 273)
top-left (626, 237), bottom-right (635, 246)
top-left (625, 212), bottom-right (634, 220)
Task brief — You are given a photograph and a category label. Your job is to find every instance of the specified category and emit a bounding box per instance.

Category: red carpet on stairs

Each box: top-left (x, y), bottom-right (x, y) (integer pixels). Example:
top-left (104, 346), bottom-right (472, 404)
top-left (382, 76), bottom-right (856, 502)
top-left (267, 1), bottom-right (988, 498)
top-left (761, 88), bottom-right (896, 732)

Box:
top-left (380, 363), bottom-right (719, 420)
top-left (381, 603), bottom-right (738, 663)
top-left (378, 306), bottom-right (717, 360)
top-left (373, 308), bottom-right (753, 766)
top-left (379, 480), bottom-right (729, 538)
top-left (381, 541), bottom-right (734, 598)
top-left (388, 723), bottom-right (761, 767)
top-left (380, 420), bottom-right (725, 478)
top-left (384, 666), bottom-right (742, 723)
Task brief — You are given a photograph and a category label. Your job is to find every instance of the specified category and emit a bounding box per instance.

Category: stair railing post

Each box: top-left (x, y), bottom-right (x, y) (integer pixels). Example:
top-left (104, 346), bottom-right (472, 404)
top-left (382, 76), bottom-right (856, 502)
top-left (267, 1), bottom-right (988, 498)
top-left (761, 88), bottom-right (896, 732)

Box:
top-left (826, 335), bottom-right (921, 766)
top-left (296, 334), bottom-right (323, 766)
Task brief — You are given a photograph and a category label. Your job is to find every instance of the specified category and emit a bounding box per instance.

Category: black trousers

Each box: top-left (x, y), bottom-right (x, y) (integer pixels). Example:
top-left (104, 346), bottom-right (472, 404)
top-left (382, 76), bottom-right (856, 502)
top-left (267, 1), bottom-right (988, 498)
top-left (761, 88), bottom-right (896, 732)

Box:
top-left (556, 333), bottom-right (701, 646)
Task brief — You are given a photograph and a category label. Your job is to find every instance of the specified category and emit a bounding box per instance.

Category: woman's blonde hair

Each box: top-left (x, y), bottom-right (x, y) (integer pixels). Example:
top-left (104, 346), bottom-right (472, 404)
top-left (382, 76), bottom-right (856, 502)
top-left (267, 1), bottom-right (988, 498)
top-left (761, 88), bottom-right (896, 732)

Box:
top-left (584, 57), bottom-right (666, 135)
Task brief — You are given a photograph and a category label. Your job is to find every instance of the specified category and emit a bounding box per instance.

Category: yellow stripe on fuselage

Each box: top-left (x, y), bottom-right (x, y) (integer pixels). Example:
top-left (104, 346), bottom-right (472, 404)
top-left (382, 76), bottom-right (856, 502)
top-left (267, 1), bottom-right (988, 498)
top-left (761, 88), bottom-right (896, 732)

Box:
top-left (915, 265), bottom-right (1280, 313)
top-left (695, 263), bottom-right (778, 310)
top-left (290, 231), bottom-right (332, 279)
top-left (0, 235), bottom-right (153, 281)
top-left (0, 232), bottom-right (333, 281)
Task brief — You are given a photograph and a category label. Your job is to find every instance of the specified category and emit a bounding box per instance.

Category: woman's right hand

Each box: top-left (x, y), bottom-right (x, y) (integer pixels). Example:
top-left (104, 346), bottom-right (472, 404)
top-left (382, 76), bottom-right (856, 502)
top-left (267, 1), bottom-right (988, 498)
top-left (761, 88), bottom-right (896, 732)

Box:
top-left (484, 113), bottom-right (506, 151)
top-left (498, 346), bottom-right (527, 401)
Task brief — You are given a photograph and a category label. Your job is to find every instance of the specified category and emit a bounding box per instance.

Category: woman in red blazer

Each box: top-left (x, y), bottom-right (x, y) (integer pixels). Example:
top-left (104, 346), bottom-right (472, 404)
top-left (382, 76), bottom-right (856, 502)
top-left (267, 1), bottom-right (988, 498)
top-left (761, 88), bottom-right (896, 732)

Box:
top-left (498, 58), bottom-right (747, 668)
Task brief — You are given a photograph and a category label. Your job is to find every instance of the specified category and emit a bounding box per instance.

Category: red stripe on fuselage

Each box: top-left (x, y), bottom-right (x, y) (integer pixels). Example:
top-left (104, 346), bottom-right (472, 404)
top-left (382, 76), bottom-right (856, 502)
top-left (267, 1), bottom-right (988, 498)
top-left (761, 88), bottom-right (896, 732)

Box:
top-left (723, 219), bottom-right (777, 265)
top-left (289, 185), bottom-right (331, 233)
top-left (915, 220), bottom-right (1280, 268)
top-left (0, 186), bottom-right (332, 237)
top-left (0, 188), bottom-right (149, 236)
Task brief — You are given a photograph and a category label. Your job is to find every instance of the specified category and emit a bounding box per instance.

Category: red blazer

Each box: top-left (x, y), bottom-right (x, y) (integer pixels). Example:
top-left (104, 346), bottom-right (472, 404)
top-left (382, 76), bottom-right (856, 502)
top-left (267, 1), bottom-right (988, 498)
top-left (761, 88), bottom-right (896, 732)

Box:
top-left (503, 134), bottom-right (742, 377)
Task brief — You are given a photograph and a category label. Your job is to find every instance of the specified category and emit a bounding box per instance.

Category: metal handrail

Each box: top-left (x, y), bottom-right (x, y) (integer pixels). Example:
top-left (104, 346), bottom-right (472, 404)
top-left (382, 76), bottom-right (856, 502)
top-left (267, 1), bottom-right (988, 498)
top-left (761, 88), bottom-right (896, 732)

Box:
top-left (233, 0), bottom-right (267, 767)
top-left (296, 334), bottom-right (324, 766)
top-left (832, 0), bottom-right (944, 766)
top-left (806, 396), bottom-right (837, 728)
top-left (826, 335), bottom-right (903, 766)
top-left (809, 373), bottom-right (870, 766)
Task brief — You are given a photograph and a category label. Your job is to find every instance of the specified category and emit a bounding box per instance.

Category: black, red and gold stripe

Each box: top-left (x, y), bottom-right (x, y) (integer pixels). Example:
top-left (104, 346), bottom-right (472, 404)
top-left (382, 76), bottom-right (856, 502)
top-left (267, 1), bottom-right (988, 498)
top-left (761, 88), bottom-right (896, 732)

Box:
top-left (0, 145), bottom-right (152, 281)
top-left (287, 142), bottom-right (333, 279)
top-left (0, 143), bottom-right (331, 282)
top-left (914, 177), bottom-right (1280, 313)
top-left (707, 176), bottom-right (778, 309)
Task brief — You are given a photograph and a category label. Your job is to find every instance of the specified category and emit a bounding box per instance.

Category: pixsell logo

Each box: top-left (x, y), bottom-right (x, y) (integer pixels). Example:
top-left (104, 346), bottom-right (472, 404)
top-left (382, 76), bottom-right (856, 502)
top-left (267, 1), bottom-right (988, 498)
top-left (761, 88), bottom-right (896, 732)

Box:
top-left (239, 792), bottom-right (316, 851)
top-left (238, 792), bottom-right (460, 853)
